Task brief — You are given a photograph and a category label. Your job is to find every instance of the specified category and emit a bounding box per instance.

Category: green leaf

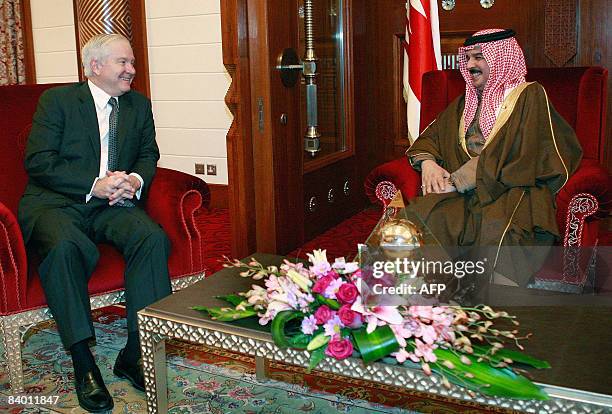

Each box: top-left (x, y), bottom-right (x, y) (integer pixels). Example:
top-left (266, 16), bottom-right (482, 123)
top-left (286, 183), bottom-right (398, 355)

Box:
top-left (215, 294), bottom-right (245, 307)
top-left (307, 347), bottom-right (327, 372)
top-left (433, 348), bottom-right (549, 400)
top-left (315, 294), bottom-right (341, 310)
top-left (287, 333), bottom-right (312, 349)
top-left (271, 311), bottom-right (305, 348)
top-left (471, 344), bottom-right (551, 369)
top-left (306, 332), bottom-right (331, 351)
top-left (352, 325), bottom-right (399, 364)
top-left (191, 306), bottom-right (257, 322)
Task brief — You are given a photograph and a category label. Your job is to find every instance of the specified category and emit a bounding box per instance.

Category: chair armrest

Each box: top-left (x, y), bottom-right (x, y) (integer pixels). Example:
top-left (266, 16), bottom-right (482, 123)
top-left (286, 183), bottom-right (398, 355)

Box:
top-left (145, 167), bottom-right (211, 276)
top-left (0, 201), bottom-right (28, 314)
top-left (555, 159), bottom-right (612, 240)
top-left (364, 157), bottom-right (421, 205)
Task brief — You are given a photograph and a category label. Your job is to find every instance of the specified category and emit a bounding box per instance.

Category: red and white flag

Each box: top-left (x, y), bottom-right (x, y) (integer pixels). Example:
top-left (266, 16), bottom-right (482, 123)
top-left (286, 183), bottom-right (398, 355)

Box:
top-left (404, 0), bottom-right (442, 143)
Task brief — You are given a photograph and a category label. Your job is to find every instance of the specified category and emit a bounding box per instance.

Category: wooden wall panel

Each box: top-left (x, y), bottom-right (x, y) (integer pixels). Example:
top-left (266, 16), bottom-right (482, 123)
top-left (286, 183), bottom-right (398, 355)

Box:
top-left (220, 0), bottom-right (257, 257)
top-left (128, 0), bottom-right (150, 97)
top-left (208, 184), bottom-right (229, 209)
top-left (357, 0), bottom-right (408, 167)
top-left (575, 0), bottom-right (611, 172)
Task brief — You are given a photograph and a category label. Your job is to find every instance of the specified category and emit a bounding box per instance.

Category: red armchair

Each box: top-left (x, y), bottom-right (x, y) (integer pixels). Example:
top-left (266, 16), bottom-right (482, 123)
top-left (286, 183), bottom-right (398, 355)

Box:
top-left (0, 83), bottom-right (212, 392)
top-left (365, 67), bottom-right (610, 288)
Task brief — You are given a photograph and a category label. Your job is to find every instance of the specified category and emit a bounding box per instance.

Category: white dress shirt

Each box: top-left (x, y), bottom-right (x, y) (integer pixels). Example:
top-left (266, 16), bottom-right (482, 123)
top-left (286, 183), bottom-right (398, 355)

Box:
top-left (86, 80), bottom-right (143, 202)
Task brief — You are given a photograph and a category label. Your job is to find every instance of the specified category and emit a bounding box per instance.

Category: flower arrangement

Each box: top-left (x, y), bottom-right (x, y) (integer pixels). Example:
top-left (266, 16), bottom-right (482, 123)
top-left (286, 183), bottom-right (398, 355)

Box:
top-left (193, 250), bottom-right (550, 400)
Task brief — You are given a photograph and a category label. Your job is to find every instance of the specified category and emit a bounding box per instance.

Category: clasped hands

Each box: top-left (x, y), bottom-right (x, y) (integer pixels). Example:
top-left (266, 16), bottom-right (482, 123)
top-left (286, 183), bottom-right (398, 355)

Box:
top-left (420, 160), bottom-right (457, 195)
top-left (92, 171), bottom-right (141, 206)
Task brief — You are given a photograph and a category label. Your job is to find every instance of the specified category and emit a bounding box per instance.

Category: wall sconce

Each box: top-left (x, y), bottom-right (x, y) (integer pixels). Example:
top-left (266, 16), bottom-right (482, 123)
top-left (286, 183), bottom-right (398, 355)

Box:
top-left (441, 0), bottom-right (494, 11)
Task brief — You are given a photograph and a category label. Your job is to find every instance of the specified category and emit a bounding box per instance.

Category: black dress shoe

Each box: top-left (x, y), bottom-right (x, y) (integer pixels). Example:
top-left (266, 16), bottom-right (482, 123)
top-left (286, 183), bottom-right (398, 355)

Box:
top-left (113, 348), bottom-right (145, 391)
top-left (75, 368), bottom-right (113, 413)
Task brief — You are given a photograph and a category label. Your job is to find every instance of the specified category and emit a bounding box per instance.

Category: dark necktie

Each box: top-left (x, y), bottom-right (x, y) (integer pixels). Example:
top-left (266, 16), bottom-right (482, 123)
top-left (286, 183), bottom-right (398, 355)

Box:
top-left (107, 97), bottom-right (134, 207)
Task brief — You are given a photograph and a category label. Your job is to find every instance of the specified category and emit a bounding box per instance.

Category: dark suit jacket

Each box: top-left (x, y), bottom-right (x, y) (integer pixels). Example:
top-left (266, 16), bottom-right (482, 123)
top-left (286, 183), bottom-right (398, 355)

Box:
top-left (18, 81), bottom-right (160, 244)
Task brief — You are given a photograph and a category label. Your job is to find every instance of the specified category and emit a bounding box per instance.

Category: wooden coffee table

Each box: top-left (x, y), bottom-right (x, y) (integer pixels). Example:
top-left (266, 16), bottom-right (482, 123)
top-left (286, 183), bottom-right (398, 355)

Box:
top-left (137, 253), bottom-right (612, 413)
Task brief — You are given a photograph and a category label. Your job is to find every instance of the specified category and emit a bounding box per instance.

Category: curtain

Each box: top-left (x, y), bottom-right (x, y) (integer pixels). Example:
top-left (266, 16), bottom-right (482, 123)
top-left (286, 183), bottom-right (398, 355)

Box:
top-left (0, 0), bottom-right (26, 85)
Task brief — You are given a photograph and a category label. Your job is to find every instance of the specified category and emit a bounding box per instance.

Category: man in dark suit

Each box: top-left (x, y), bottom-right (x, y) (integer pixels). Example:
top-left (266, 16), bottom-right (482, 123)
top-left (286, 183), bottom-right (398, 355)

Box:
top-left (18, 33), bottom-right (172, 412)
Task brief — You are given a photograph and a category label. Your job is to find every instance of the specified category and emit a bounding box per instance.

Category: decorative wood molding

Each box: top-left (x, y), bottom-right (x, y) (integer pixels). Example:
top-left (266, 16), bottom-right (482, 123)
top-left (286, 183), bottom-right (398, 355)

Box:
top-left (220, 0), bottom-right (256, 257)
top-left (544, 0), bottom-right (577, 67)
top-left (20, 0), bottom-right (36, 84)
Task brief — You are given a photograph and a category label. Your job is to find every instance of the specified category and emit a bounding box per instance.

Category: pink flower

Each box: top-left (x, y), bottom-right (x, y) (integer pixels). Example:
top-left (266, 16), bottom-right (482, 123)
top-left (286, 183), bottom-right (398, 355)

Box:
top-left (392, 347), bottom-right (411, 363)
top-left (351, 297), bottom-right (404, 334)
top-left (312, 274), bottom-right (337, 295)
top-left (325, 336), bottom-right (354, 360)
top-left (324, 278), bottom-right (344, 299)
top-left (419, 323), bottom-right (438, 345)
top-left (336, 283), bottom-right (359, 304)
top-left (349, 268), bottom-right (362, 282)
top-left (390, 323), bottom-right (414, 347)
top-left (409, 306), bottom-right (435, 321)
top-left (323, 315), bottom-right (344, 336)
top-left (301, 314), bottom-right (318, 335)
top-left (414, 339), bottom-right (437, 363)
top-left (410, 306), bottom-right (452, 323)
top-left (338, 304), bottom-right (363, 329)
top-left (314, 305), bottom-right (334, 325)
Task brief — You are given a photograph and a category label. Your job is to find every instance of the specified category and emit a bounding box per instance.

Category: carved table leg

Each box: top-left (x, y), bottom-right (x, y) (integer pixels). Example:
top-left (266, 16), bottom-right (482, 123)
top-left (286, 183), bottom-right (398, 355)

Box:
top-left (138, 314), bottom-right (168, 414)
top-left (255, 356), bottom-right (267, 380)
top-left (1, 316), bottom-right (25, 393)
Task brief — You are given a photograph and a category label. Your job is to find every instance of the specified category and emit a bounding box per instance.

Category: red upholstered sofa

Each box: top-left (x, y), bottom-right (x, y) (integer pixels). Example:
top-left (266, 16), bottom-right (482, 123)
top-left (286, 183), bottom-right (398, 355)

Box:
top-left (0, 83), bottom-right (212, 392)
top-left (365, 67), bottom-right (610, 289)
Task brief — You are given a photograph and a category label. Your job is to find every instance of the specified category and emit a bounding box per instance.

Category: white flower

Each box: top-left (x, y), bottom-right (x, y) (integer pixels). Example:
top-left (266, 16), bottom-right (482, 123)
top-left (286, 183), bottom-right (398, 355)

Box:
top-left (332, 258), bottom-right (360, 274)
top-left (286, 269), bottom-right (313, 292)
top-left (307, 249), bottom-right (332, 275)
top-left (244, 285), bottom-right (267, 306)
top-left (343, 262), bottom-right (360, 274)
top-left (258, 300), bottom-right (292, 325)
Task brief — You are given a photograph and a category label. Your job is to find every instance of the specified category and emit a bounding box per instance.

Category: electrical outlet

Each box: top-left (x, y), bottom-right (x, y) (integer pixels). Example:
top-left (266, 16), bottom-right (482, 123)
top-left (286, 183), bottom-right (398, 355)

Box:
top-left (206, 164), bottom-right (217, 176)
top-left (195, 163), bottom-right (205, 174)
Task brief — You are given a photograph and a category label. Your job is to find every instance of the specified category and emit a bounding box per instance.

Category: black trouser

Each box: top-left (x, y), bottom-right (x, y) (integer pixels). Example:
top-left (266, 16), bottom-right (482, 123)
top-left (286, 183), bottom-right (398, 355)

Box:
top-left (31, 201), bottom-right (172, 349)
